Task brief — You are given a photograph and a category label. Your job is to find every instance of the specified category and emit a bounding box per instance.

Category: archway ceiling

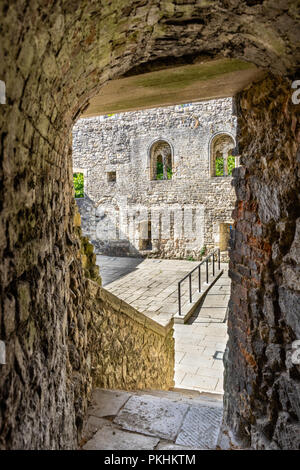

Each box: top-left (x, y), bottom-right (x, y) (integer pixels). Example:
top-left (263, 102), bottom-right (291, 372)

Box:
top-left (82, 58), bottom-right (265, 117)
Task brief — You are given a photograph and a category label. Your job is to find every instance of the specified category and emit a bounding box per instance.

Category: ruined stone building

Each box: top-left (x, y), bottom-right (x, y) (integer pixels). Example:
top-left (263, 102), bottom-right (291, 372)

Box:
top-left (0, 0), bottom-right (299, 451)
top-left (73, 98), bottom-right (237, 259)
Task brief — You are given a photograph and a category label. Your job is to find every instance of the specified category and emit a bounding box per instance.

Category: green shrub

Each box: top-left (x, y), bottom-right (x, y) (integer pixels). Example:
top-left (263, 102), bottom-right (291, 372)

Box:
top-left (74, 172), bottom-right (84, 198)
top-left (156, 161), bottom-right (172, 179)
top-left (215, 156), bottom-right (224, 176)
top-left (200, 246), bottom-right (206, 257)
top-left (156, 161), bottom-right (164, 179)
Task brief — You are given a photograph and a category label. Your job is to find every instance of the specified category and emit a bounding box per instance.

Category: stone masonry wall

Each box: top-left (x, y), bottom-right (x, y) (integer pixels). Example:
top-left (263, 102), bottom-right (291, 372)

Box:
top-left (86, 280), bottom-right (174, 391)
top-left (73, 99), bottom-right (237, 259)
top-left (222, 76), bottom-right (300, 450)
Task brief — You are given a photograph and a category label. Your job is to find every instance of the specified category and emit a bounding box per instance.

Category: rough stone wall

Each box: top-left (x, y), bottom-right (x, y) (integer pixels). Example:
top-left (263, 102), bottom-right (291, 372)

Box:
top-left (86, 281), bottom-right (174, 391)
top-left (222, 76), bottom-right (300, 450)
top-left (73, 99), bottom-right (236, 259)
top-left (0, 0), bottom-right (299, 451)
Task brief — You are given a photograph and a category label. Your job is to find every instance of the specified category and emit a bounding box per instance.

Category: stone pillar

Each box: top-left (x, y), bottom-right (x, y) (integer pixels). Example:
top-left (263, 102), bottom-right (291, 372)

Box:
top-left (162, 151), bottom-right (168, 180)
top-left (220, 76), bottom-right (300, 450)
top-left (223, 150), bottom-right (228, 176)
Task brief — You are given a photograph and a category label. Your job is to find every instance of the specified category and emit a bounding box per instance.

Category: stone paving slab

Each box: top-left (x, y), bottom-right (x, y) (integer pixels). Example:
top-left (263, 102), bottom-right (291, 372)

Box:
top-left (114, 394), bottom-right (189, 440)
top-left (88, 389), bottom-right (132, 418)
top-left (133, 388), bottom-right (223, 407)
top-left (156, 442), bottom-right (199, 450)
top-left (175, 405), bottom-right (223, 449)
top-left (82, 388), bottom-right (223, 450)
top-left (83, 421), bottom-right (159, 450)
top-left (82, 415), bottom-right (108, 442)
top-left (97, 255), bottom-right (144, 286)
top-left (181, 374), bottom-right (219, 391)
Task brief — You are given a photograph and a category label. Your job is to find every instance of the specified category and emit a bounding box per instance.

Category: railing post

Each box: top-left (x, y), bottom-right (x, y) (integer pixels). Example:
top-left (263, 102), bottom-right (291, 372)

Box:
top-left (178, 282), bottom-right (181, 316)
top-left (218, 248), bottom-right (220, 270)
top-left (206, 258), bottom-right (209, 284)
top-left (198, 265), bottom-right (201, 292)
top-left (189, 273), bottom-right (192, 303)
top-left (212, 251), bottom-right (215, 276)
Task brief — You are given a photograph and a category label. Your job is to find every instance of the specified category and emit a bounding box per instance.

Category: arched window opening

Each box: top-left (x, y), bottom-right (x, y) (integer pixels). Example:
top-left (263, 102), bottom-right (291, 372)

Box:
top-left (150, 140), bottom-right (173, 180)
top-left (210, 134), bottom-right (236, 177)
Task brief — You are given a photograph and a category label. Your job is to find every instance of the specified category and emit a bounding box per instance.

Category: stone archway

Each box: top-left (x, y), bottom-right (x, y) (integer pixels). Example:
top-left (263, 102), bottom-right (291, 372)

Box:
top-left (0, 1), bottom-right (299, 450)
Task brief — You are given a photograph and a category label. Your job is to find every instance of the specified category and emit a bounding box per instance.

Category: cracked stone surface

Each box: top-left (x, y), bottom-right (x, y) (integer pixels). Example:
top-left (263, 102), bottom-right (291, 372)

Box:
top-left (87, 389), bottom-right (131, 418)
top-left (175, 405), bottom-right (223, 449)
top-left (82, 388), bottom-right (223, 450)
top-left (83, 421), bottom-right (159, 450)
top-left (114, 394), bottom-right (189, 440)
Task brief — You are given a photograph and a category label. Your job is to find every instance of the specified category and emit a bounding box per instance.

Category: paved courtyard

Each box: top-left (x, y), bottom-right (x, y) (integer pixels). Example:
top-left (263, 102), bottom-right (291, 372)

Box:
top-left (98, 255), bottom-right (225, 326)
top-left (97, 255), bottom-right (230, 394)
top-left (174, 271), bottom-right (230, 395)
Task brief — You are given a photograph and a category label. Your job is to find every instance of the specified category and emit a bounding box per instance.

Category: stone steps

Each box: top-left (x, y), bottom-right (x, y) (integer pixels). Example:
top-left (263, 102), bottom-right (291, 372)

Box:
top-left (81, 388), bottom-right (223, 450)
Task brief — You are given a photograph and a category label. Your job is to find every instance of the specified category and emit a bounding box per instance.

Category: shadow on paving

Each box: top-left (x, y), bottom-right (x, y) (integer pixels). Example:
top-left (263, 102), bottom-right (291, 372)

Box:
top-left (96, 255), bottom-right (144, 286)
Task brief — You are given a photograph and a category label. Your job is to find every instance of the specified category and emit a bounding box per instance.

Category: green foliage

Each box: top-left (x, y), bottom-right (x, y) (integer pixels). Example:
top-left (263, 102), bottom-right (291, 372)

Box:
top-left (156, 161), bottom-right (172, 180)
top-left (215, 156), bottom-right (224, 176)
top-left (156, 161), bottom-right (164, 180)
top-left (167, 166), bottom-right (172, 179)
top-left (215, 155), bottom-right (235, 176)
top-left (227, 155), bottom-right (235, 176)
top-left (74, 173), bottom-right (84, 198)
top-left (187, 255), bottom-right (195, 261)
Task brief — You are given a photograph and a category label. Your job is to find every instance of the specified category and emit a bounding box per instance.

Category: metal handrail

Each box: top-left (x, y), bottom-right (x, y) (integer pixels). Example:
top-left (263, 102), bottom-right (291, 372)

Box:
top-left (178, 248), bottom-right (221, 316)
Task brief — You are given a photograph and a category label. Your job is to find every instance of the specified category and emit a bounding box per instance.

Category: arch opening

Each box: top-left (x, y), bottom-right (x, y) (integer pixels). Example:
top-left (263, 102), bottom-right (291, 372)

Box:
top-left (149, 140), bottom-right (173, 181)
top-left (210, 133), bottom-right (237, 177)
top-left (0, 0), bottom-right (299, 451)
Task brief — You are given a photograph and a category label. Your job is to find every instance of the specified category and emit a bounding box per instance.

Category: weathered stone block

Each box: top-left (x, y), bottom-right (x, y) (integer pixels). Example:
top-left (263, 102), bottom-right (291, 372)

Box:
top-left (17, 282), bottom-right (31, 324)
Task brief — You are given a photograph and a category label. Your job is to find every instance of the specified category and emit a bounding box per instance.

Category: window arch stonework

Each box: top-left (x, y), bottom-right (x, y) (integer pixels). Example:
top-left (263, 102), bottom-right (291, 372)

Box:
top-left (210, 133), bottom-right (236, 177)
top-left (149, 140), bottom-right (173, 180)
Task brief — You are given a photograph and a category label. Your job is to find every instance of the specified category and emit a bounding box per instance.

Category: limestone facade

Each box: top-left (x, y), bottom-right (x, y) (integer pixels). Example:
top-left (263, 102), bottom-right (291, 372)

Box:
top-left (73, 99), bottom-right (237, 259)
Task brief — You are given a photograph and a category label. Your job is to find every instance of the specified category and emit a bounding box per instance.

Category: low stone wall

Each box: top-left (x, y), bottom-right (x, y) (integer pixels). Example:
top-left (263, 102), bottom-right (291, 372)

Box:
top-left (86, 281), bottom-right (175, 391)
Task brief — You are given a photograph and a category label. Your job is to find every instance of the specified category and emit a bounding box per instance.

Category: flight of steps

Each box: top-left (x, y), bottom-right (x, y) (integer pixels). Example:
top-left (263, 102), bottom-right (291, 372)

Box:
top-left (80, 388), bottom-right (224, 450)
